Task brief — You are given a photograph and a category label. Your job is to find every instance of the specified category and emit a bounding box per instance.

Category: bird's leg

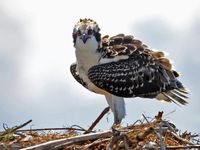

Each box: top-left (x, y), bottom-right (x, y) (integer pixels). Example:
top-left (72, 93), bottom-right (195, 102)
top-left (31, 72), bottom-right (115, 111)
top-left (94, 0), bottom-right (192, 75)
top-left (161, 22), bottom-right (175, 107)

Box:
top-left (105, 95), bottom-right (126, 124)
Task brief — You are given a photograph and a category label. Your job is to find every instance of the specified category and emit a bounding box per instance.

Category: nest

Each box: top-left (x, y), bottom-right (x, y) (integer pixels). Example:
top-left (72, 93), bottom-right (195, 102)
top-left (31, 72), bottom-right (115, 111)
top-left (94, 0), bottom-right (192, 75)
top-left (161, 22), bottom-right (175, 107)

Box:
top-left (0, 111), bottom-right (199, 150)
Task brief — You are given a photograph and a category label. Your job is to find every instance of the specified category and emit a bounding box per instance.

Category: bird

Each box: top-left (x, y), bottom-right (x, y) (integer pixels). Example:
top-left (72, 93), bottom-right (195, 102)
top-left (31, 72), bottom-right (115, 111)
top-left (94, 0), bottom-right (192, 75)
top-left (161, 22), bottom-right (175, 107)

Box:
top-left (70, 18), bottom-right (188, 124)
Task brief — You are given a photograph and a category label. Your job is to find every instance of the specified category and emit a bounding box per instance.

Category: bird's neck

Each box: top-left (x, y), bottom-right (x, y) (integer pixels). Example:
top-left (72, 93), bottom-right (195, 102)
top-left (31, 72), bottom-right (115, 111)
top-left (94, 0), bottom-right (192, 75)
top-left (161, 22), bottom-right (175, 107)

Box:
top-left (75, 35), bottom-right (102, 73)
top-left (75, 46), bottom-right (101, 73)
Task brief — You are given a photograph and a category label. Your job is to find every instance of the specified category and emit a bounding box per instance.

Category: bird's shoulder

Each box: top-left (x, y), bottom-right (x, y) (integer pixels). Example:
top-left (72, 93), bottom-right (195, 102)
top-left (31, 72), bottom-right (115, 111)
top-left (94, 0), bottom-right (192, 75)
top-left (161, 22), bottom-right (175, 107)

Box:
top-left (99, 34), bottom-right (178, 76)
top-left (100, 34), bottom-right (147, 57)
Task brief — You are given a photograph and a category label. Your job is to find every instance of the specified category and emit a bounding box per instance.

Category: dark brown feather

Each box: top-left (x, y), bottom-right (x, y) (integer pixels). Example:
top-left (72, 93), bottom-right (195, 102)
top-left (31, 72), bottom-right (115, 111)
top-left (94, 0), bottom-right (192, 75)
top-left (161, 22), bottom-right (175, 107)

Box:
top-left (100, 34), bottom-right (177, 77)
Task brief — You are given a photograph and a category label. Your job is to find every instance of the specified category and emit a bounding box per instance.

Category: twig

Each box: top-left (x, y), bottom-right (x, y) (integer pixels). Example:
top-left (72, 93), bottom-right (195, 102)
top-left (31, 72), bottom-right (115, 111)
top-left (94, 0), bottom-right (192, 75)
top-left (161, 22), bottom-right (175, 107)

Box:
top-left (3, 123), bottom-right (9, 131)
top-left (106, 126), bottom-right (132, 149)
top-left (168, 131), bottom-right (194, 145)
top-left (161, 120), bottom-right (177, 133)
top-left (11, 120), bottom-right (32, 131)
top-left (0, 120), bottom-right (32, 138)
top-left (70, 125), bottom-right (87, 132)
top-left (142, 113), bottom-right (150, 123)
top-left (155, 111), bottom-right (164, 121)
top-left (136, 126), bottom-right (154, 141)
top-left (107, 127), bottom-right (122, 150)
top-left (164, 109), bottom-right (176, 117)
top-left (82, 138), bottom-right (110, 149)
top-left (16, 127), bottom-right (88, 133)
top-left (166, 145), bottom-right (200, 149)
top-left (132, 119), bottom-right (143, 126)
top-left (84, 106), bottom-right (110, 134)
top-left (119, 133), bottom-right (132, 150)
top-left (157, 123), bottom-right (166, 150)
top-left (21, 130), bottom-right (112, 150)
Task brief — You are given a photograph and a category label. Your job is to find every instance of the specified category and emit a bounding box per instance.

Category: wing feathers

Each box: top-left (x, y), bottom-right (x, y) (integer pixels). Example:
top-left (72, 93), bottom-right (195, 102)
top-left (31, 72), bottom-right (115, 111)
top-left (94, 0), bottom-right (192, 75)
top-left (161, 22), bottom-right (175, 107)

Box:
top-left (88, 33), bottom-right (189, 105)
top-left (70, 63), bottom-right (88, 89)
top-left (101, 34), bottom-right (175, 77)
top-left (72, 32), bottom-right (188, 106)
top-left (88, 54), bottom-right (184, 99)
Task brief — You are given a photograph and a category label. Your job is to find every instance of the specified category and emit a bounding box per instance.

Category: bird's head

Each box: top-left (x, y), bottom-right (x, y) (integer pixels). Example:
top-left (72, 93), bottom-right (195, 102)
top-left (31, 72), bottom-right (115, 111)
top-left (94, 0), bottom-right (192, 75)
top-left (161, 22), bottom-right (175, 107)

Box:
top-left (72, 18), bottom-right (101, 50)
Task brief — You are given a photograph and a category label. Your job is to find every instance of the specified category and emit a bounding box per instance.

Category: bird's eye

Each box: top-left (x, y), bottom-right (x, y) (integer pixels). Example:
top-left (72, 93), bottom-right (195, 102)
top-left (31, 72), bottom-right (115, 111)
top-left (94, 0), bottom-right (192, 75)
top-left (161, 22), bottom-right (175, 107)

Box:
top-left (88, 29), bottom-right (93, 35)
top-left (77, 30), bottom-right (81, 36)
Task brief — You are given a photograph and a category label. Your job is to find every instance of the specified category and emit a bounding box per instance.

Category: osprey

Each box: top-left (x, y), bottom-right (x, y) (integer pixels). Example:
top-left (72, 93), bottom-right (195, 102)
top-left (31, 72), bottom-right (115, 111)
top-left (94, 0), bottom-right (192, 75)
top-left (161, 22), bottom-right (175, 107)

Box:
top-left (70, 18), bottom-right (188, 124)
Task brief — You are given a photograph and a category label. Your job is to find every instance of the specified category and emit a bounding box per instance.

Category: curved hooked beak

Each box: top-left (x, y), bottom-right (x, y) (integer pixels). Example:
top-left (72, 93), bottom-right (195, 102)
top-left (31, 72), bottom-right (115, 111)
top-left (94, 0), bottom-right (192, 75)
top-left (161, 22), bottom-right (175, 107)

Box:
top-left (80, 33), bottom-right (90, 44)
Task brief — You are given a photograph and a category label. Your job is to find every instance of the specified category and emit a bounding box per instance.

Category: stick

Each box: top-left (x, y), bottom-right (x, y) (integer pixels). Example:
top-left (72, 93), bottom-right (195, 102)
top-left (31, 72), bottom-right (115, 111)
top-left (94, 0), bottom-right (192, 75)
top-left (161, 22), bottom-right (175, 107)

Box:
top-left (155, 111), bottom-right (163, 121)
top-left (82, 138), bottom-right (110, 149)
top-left (15, 127), bottom-right (87, 133)
top-left (168, 131), bottom-right (194, 145)
top-left (142, 113), bottom-right (150, 123)
top-left (21, 130), bottom-right (112, 150)
top-left (84, 106), bottom-right (110, 134)
top-left (161, 120), bottom-right (177, 133)
top-left (136, 126), bottom-right (154, 141)
top-left (0, 120), bottom-right (32, 138)
top-left (166, 145), bottom-right (200, 149)
top-left (157, 123), bottom-right (166, 150)
top-left (107, 127), bottom-right (122, 149)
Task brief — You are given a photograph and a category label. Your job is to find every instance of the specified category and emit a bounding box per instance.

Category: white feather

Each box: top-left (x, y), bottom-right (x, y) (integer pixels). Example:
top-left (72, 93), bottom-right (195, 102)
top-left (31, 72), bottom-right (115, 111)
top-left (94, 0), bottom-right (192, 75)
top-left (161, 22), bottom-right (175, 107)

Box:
top-left (99, 55), bottom-right (129, 64)
top-left (75, 35), bottom-right (109, 95)
top-left (75, 36), bottom-right (100, 71)
top-left (105, 95), bottom-right (126, 124)
top-left (75, 34), bottom-right (126, 124)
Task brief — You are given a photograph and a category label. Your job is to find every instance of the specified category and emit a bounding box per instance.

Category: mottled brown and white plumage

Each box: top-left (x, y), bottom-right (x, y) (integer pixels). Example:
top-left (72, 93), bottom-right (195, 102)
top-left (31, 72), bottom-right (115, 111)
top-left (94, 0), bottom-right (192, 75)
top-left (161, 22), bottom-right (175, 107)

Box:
top-left (70, 18), bottom-right (188, 124)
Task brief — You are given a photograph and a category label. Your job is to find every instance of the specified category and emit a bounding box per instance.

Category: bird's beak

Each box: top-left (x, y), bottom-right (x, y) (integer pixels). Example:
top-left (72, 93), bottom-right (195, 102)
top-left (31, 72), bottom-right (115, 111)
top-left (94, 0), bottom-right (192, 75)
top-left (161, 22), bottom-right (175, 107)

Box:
top-left (80, 33), bottom-right (90, 44)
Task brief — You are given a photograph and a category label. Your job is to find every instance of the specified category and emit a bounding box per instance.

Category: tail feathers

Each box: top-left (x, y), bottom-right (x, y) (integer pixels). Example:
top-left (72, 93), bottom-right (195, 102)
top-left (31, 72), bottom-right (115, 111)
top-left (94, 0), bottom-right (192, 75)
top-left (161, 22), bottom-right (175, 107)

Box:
top-left (177, 87), bottom-right (189, 94)
top-left (173, 89), bottom-right (188, 99)
top-left (156, 89), bottom-right (188, 105)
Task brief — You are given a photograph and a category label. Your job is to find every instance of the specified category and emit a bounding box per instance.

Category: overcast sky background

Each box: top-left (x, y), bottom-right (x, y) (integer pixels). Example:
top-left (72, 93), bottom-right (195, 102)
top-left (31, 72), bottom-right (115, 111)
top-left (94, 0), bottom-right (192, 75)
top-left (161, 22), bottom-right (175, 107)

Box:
top-left (0, 0), bottom-right (200, 133)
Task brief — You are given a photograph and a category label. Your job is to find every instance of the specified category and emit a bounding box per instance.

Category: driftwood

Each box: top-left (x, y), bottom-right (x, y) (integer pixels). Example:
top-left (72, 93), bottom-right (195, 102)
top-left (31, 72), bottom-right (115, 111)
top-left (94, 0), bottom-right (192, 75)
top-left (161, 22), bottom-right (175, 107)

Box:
top-left (168, 131), bottom-right (195, 145)
top-left (166, 145), bottom-right (200, 149)
top-left (21, 130), bottom-right (112, 150)
top-left (83, 138), bottom-right (110, 149)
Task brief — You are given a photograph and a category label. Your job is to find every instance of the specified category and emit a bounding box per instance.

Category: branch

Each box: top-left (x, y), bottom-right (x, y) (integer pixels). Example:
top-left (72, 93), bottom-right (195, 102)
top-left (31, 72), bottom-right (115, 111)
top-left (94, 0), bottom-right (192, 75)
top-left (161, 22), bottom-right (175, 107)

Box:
top-left (84, 106), bottom-right (110, 134)
top-left (136, 126), bottom-right (154, 141)
top-left (0, 120), bottom-right (32, 139)
top-left (16, 127), bottom-right (87, 133)
top-left (166, 145), bottom-right (200, 149)
top-left (82, 138), bottom-right (110, 149)
top-left (168, 131), bottom-right (194, 145)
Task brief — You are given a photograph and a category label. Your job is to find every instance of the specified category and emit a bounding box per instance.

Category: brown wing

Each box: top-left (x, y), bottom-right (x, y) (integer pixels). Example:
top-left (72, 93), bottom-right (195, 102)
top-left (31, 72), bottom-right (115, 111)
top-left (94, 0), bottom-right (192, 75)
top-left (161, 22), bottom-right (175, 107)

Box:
top-left (88, 34), bottom-right (188, 105)
top-left (100, 34), bottom-right (179, 77)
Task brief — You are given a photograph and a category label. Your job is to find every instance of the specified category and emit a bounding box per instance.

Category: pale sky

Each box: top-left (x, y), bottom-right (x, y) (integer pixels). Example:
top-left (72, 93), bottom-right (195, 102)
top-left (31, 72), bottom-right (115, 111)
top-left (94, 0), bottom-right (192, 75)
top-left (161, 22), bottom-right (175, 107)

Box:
top-left (0, 0), bottom-right (200, 133)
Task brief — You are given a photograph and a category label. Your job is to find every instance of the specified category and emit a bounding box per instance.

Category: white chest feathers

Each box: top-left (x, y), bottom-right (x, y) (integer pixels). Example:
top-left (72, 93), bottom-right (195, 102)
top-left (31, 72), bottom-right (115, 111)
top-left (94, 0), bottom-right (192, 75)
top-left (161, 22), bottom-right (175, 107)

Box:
top-left (75, 36), bottom-right (109, 95)
top-left (75, 36), bottom-right (100, 72)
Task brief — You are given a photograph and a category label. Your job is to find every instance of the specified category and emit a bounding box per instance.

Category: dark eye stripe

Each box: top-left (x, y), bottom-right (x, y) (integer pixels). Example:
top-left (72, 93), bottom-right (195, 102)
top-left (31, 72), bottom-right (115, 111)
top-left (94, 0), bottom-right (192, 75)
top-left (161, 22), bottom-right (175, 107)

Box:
top-left (77, 30), bottom-right (81, 36)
